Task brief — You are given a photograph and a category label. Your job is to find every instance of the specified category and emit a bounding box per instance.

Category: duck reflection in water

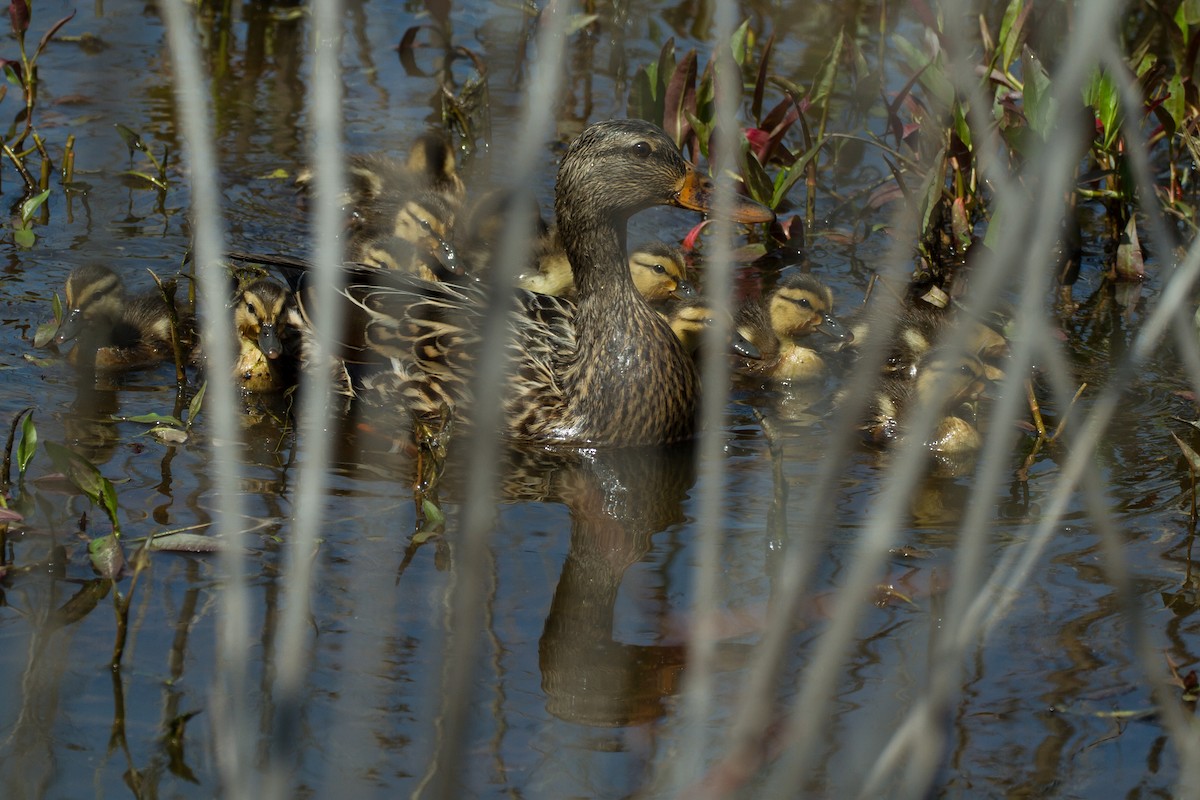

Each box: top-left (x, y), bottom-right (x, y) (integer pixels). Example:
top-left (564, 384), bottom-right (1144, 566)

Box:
top-left (490, 443), bottom-right (700, 728)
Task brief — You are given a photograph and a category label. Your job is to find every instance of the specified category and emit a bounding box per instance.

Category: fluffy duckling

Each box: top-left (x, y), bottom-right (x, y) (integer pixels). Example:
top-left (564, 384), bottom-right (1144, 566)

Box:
top-left (296, 130), bottom-right (466, 214)
top-left (347, 190), bottom-right (463, 281)
top-left (52, 264), bottom-right (191, 372)
top-left (847, 302), bottom-right (1008, 380)
top-left (661, 299), bottom-right (760, 358)
top-left (231, 277), bottom-right (301, 392)
top-left (735, 272), bottom-right (851, 382)
top-left (520, 239), bottom-right (695, 302)
top-left (861, 348), bottom-right (993, 453)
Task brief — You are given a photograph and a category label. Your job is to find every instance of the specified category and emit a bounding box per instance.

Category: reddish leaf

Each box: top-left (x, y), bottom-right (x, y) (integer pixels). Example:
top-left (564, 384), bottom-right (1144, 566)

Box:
top-left (682, 220), bottom-right (711, 252)
top-left (751, 32), bottom-right (774, 122)
top-left (663, 49), bottom-right (697, 150)
top-left (744, 127), bottom-right (771, 161)
top-left (32, 9), bottom-right (75, 62)
top-left (9, 0), bottom-right (27, 35)
top-left (396, 25), bottom-right (432, 77)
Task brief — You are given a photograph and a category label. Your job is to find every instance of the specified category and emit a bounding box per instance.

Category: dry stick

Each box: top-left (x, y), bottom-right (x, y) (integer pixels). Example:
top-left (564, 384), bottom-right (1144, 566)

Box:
top-left (1051, 382), bottom-right (1088, 441)
top-left (62, 134), bottom-right (74, 184)
top-left (148, 271), bottom-right (187, 386)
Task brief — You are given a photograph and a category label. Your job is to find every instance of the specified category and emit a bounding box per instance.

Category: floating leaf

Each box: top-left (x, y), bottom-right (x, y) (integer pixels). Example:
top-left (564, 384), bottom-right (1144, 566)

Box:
top-left (115, 412), bottom-right (183, 425)
top-left (150, 426), bottom-right (189, 444)
top-left (13, 223), bottom-right (34, 248)
top-left (114, 122), bottom-right (146, 152)
top-left (88, 533), bottom-right (126, 579)
top-left (0, 507), bottom-right (22, 522)
top-left (146, 532), bottom-right (221, 553)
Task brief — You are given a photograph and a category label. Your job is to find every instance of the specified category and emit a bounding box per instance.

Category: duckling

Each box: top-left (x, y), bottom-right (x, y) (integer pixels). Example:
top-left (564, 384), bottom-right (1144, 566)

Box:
top-left (347, 190), bottom-right (463, 281)
top-left (847, 302), bottom-right (1008, 380)
top-left (735, 272), bottom-right (851, 383)
top-left (295, 130), bottom-right (466, 214)
top-left (51, 264), bottom-right (192, 372)
top-left (519, 239), bottom-right (695, 302)
top-left (332, 118), bottom-right (775, 446)
top-left (861, 348), bottom-right (993, 453)
top-left (661, 299), bottom-right (760, 359)
top-left (231, 277), bottom-right (301, 392)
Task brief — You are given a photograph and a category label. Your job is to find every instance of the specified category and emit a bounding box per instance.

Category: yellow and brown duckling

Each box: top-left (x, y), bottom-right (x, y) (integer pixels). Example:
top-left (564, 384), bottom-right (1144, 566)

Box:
top-left (52, 264), bottom-right (192, 372)
top-left (846, 301), bottom-right (1008, 381)
top-left (860, 347), bottom-right (994, 454)
top-left (661, 299), bottom-right (759, 359)
top-left (296, 130), bottom-right (466, 214)
top-left (735, 272), bottom-right (851, 383)
top-left (347, 118), bottom-right (773, 446)
top-left (519, 239), bottom-right (695, 303)
top-left (231, 277), bottom-right (302, 392)
top-left (347, 189), bottom-right (463, 281)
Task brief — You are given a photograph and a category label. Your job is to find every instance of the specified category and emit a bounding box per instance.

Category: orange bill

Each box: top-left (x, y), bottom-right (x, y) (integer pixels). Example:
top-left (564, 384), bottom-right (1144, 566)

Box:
top-left (673, 165), bottom-right (776, 225)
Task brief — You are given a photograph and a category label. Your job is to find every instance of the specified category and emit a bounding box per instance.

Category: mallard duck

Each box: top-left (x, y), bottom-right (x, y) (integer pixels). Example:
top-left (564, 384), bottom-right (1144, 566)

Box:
top-left (51, 264), bottom-right (192, 372)
top-left (231, 277), bottom-right (301, 392)
top-left (348, 118), bottom-right (773, 446)
top-left (661, 299), bottom-right (759, 358)
top-left (860, 348), bottom-right (993, 453)
top-left (735, 272), bottom-right (851, 382)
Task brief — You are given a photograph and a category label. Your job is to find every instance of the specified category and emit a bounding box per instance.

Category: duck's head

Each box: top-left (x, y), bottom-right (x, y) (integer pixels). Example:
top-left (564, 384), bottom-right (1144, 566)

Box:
top-left (912, 348), bottom-right (993, 411)
top-left (767, 273), bottom-right (851, 343)
top-left (54, 264), bottom-right (125, 345)
top-left (555, 119), bottom-right (774, 234)
top-left (664, 300), bottom-right (761, 358)
top-left (234, 278), bottom-right (292, 360)
top-left (629, 242), bottom-right (695, 302)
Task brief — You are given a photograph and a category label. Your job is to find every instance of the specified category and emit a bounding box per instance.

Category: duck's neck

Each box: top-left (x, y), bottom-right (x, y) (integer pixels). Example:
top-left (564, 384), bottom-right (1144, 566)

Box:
top-left (558, 211), bottom-right (699, 445)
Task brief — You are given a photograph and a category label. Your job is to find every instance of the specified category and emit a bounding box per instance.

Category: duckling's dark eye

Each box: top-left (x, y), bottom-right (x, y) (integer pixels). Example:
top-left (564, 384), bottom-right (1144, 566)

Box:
top-left (798, 298), bottom-right (812, 309)
top-left (959, 364), bottom-right (974, 376)
top-left (631, 141), bottom-right (652, 158)
top-left (653, 263), bottom-right (666, 274)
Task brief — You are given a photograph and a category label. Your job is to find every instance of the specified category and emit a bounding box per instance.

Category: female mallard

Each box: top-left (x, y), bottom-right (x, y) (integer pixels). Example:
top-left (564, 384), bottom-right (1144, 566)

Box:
top-left (52, 264), bottom-right (192, 372)
top-left (735, 272), bottom-right (851, 383)
top-left (353, 118), bottom-right (773, 446)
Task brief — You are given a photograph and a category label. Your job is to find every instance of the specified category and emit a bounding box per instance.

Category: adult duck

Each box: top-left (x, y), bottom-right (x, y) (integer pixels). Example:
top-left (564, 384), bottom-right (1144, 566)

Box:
top-left (354, 118), bottom-right (773, 446)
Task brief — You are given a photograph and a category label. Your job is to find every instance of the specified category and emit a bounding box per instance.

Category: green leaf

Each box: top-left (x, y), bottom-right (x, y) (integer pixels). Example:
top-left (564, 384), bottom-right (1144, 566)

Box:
top-left (1022, 47), bottom-right (1055, 138)
top-left (1084, 68), bottom-right (1121, 151)
top-left (20, 189), bottom-right (50, 223)
top-left (729, 19), bottom-right (751, 66)
top-left (891, 34), bottom-right (954, 108)
top-left (421, 498), bottom-right (445, 527)
top-left (88, 534), bottom-right (126, 579)
top-left (998, 0), bottom-right (1025, 71)
top-left (771, 138), bottom-right (823, 208)
top-left (149, 426), bottom-right (189, 444)
top-left (17, 412), bottom-right (36, 477)
top-left (44, 441), bottom-right (121, 533)
top-left (186, 382), bottom-right (206, 429)
top-left (52, 291), bottom-right (62, 324)
top-left (740, 142), bottom-right (774, 206)
top-left (13, 223), bottom-right (34, 248)
top-left (810, 29), bottom-right (845, 111)
top-left (114, 413), bottom-right (184, 425)
top-left (32, 319), bottom-right (58, 348)
top-left (1164, 73), bottom-right (1185, 133)
top-left (114, 123), bottom-right (146, 152)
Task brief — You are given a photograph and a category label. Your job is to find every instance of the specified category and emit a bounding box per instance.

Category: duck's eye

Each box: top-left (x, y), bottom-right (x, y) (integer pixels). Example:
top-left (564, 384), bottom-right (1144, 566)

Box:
top-left (653, 263), bottom-right (666, 274)
top-left (959, 364), bottom-right (974, 376)
top-left (631, 141), bottom-right (652, 158)
top-left (798, 298), bottom-right (812, 309)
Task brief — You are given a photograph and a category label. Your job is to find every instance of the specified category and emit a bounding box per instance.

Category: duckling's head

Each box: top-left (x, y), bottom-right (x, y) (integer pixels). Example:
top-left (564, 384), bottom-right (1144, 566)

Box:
top-left (767, 273), bottom-right (850, 343)
top-left (663, 300), bottom-right (760, 358)
top-left (405, 131), bottom-right (464, 197)
top-left (555, 119), bottom-right (773, 237)
top-left (629, 242), bottom-right (695, 303)
top-left (54, 264), bottom-right (126, 345)
top-left (234, 278), bottom-right (292, 360)
top-left (912, 348), bottom-right (992, 411)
